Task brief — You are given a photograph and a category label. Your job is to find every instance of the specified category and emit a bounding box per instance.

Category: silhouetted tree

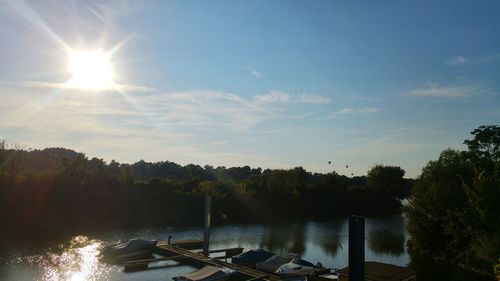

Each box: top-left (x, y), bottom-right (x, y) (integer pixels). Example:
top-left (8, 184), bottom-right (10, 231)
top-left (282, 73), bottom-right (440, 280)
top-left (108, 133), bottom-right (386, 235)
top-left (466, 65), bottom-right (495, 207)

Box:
top-left (405, 125), bottom-right (500, 277)
top-left (366, 165), bottom-right (407, 199)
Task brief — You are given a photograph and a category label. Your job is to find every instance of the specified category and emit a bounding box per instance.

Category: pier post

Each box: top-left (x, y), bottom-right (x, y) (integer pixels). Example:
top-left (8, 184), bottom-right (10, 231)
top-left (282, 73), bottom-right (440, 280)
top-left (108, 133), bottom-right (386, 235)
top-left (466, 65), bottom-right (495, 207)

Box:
top-left (348, 215), bottom-right (365, 281)
top-left (203, 190), bottom-right (212, 256)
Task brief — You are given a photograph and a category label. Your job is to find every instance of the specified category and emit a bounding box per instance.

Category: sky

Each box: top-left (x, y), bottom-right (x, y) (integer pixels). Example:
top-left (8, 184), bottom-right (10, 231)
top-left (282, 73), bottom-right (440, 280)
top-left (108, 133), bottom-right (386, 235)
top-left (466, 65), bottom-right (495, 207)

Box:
top-left (0, 0), bottom-right (499, 178)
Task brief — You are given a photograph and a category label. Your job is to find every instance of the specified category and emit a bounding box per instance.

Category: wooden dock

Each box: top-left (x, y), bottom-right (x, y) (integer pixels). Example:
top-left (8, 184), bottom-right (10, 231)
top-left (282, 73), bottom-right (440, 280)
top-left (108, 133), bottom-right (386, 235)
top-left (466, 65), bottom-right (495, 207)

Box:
top-left (122, 239), bottom-right (415, 281)
top-left (156, 243), bottom-right (282, 281)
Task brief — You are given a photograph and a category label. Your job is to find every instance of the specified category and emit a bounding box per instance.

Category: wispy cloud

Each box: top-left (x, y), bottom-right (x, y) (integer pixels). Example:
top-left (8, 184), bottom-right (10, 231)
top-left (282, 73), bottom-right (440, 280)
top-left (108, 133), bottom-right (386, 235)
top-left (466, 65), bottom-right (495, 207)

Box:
top-left (327, 107), bottom-right (380, 118)
top-left (144, 91), bottom-right (274, 131)
top-left (5, 84), bottom-right (329, 134)
top-left (253, 90), bottom-right (331, 104)
top-left (446, 53), bottom-right (500, 65)
top-left (250, 69), bottom-right (263, 79)
top-left (18, 81), bottom-right (155, 92)
top-left (114, 83), bottom-right (155, 92)
top-left (337, 108), bottom-right (380, 114)
top-left (404, 81), bottom-right (489, 98)
top-left (0, 86), bottom-right (317, 168)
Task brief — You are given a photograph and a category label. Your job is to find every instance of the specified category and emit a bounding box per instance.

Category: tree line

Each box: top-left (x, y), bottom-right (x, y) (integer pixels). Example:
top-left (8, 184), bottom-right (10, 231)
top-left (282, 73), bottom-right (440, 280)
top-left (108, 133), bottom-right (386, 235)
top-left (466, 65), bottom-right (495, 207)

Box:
top-left (0, 141), bottom-right (411, 230)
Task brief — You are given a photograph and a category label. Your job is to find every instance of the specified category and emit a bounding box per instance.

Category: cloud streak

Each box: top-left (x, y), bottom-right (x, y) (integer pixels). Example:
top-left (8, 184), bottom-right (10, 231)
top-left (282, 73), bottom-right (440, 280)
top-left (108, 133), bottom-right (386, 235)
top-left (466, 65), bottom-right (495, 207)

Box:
top-left (404, 81), bottom-right (489, 98)
top-left (446, 53), bottom-right (500, 65)
top-left (337, 108), bottom-right (380, 114)
top-left (327, 107), bottom-right (380, 118)
top-left (253, 90), bottom-right (332, 104)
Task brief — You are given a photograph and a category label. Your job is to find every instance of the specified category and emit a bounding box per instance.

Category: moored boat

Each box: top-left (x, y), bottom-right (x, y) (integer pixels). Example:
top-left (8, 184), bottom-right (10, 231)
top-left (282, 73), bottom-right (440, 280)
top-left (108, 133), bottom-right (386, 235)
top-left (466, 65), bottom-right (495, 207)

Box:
top-left (100, 238), bottom-right (158, 263)
top-left (256, 253), bottom-right (300, 274)
top-left (231, 248), bottom-right (275, 268)
top-left (276, 258), bottom-right (320, 276)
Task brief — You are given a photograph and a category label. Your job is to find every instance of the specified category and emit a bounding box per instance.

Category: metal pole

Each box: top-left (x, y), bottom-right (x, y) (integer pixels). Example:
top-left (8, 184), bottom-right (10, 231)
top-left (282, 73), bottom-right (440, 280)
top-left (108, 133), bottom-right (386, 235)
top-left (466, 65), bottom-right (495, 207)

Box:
top-left (349, 215), bottom-right (365, 281)
top-left (203, 191), bottom-right (212, 256)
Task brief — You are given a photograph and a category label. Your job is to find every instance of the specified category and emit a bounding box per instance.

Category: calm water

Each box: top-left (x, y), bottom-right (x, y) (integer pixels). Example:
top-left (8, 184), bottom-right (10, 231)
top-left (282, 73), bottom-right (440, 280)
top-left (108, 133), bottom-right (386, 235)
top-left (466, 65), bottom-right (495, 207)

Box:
top-left (0, 216), bottom-right (492, 281)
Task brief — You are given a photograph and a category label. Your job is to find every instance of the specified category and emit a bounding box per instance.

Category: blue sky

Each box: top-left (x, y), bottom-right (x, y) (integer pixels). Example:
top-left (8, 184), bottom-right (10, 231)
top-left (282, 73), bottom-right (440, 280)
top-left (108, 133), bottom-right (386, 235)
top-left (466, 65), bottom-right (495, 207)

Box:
top-left (0, 0), bottom-right (499, 177)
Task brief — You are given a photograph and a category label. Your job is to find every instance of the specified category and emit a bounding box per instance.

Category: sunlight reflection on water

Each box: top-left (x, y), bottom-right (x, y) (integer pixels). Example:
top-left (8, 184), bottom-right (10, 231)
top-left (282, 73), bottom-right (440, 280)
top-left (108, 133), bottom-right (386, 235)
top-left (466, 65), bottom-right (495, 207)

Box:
top-left (27, 236), bottom-right (112, 281)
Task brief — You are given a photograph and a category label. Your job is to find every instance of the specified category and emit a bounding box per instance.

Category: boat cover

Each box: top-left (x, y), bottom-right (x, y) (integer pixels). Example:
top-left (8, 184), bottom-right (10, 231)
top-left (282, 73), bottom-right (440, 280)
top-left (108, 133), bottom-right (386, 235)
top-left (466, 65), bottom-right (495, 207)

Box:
top-left (256, 254), bottom-right (300, 273)
top-left (174, 266), bottom-right (232, 281)
top-left (294, 259), bottom-right (315, 268)
top-left (231, 248), bottom-right (275, 267)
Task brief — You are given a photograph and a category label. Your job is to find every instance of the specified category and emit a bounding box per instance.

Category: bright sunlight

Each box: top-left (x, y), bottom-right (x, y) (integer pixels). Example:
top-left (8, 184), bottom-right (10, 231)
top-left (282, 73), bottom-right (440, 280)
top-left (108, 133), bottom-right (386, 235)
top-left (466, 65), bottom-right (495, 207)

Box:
top-left (66, 49), bottom-right (115, 91)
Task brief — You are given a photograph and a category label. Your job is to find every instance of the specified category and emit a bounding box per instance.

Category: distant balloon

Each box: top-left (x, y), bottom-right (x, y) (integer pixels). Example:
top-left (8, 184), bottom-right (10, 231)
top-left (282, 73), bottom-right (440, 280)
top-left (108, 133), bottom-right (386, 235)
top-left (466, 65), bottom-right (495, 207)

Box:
top-left (328, 161), bottom-right (331, 165)
top-left (351, 173), bottom-right (354, 176)
top-left (346, 165), bottom-right (349, 169)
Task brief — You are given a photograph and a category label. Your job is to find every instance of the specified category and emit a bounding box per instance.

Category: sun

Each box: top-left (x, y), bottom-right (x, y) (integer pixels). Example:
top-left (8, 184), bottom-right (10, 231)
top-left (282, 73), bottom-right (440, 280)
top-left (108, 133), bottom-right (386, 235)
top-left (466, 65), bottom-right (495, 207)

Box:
top-left (66, 49), bottom-right (115, 91)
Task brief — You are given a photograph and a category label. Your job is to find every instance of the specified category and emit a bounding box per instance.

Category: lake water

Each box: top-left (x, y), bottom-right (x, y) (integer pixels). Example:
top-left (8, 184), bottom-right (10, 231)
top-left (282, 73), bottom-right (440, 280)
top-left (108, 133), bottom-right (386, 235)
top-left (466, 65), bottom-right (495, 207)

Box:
top-left (0, 216), bottom-right (492, 281)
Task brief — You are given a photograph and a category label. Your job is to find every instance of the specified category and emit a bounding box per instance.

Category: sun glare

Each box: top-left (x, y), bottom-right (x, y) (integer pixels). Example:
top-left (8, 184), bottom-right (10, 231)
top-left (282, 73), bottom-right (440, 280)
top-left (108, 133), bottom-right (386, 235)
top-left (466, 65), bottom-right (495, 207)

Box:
top-left (66, 49), bottom-right (115, 91)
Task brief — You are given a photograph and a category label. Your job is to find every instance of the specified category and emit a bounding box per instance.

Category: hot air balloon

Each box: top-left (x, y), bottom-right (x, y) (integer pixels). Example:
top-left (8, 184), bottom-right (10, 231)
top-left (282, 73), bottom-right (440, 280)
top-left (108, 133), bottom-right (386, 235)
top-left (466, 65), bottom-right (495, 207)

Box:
top-left (346, 165), bottom-right (349, 169)
top-left (328, 161), bottom-right (331, 165)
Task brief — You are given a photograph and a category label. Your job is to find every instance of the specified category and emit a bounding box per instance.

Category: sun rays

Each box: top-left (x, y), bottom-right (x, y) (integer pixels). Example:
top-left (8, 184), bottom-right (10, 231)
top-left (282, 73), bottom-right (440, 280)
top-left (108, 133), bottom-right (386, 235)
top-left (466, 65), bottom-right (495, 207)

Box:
top-left (2, 1), bottom-right (150, 93)
top-left (66, 49), bottom-right (115, 91)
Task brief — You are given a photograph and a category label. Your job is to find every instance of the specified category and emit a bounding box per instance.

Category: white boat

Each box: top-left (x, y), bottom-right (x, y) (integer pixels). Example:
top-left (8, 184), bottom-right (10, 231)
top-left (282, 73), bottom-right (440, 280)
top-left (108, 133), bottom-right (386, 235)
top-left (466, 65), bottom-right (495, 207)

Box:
top-left (100, 239), bottom-right (158, 263)
top-left (256, 253), bottom-right (300, 273)
top-left (276, 258), bottom-right (322, 277)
